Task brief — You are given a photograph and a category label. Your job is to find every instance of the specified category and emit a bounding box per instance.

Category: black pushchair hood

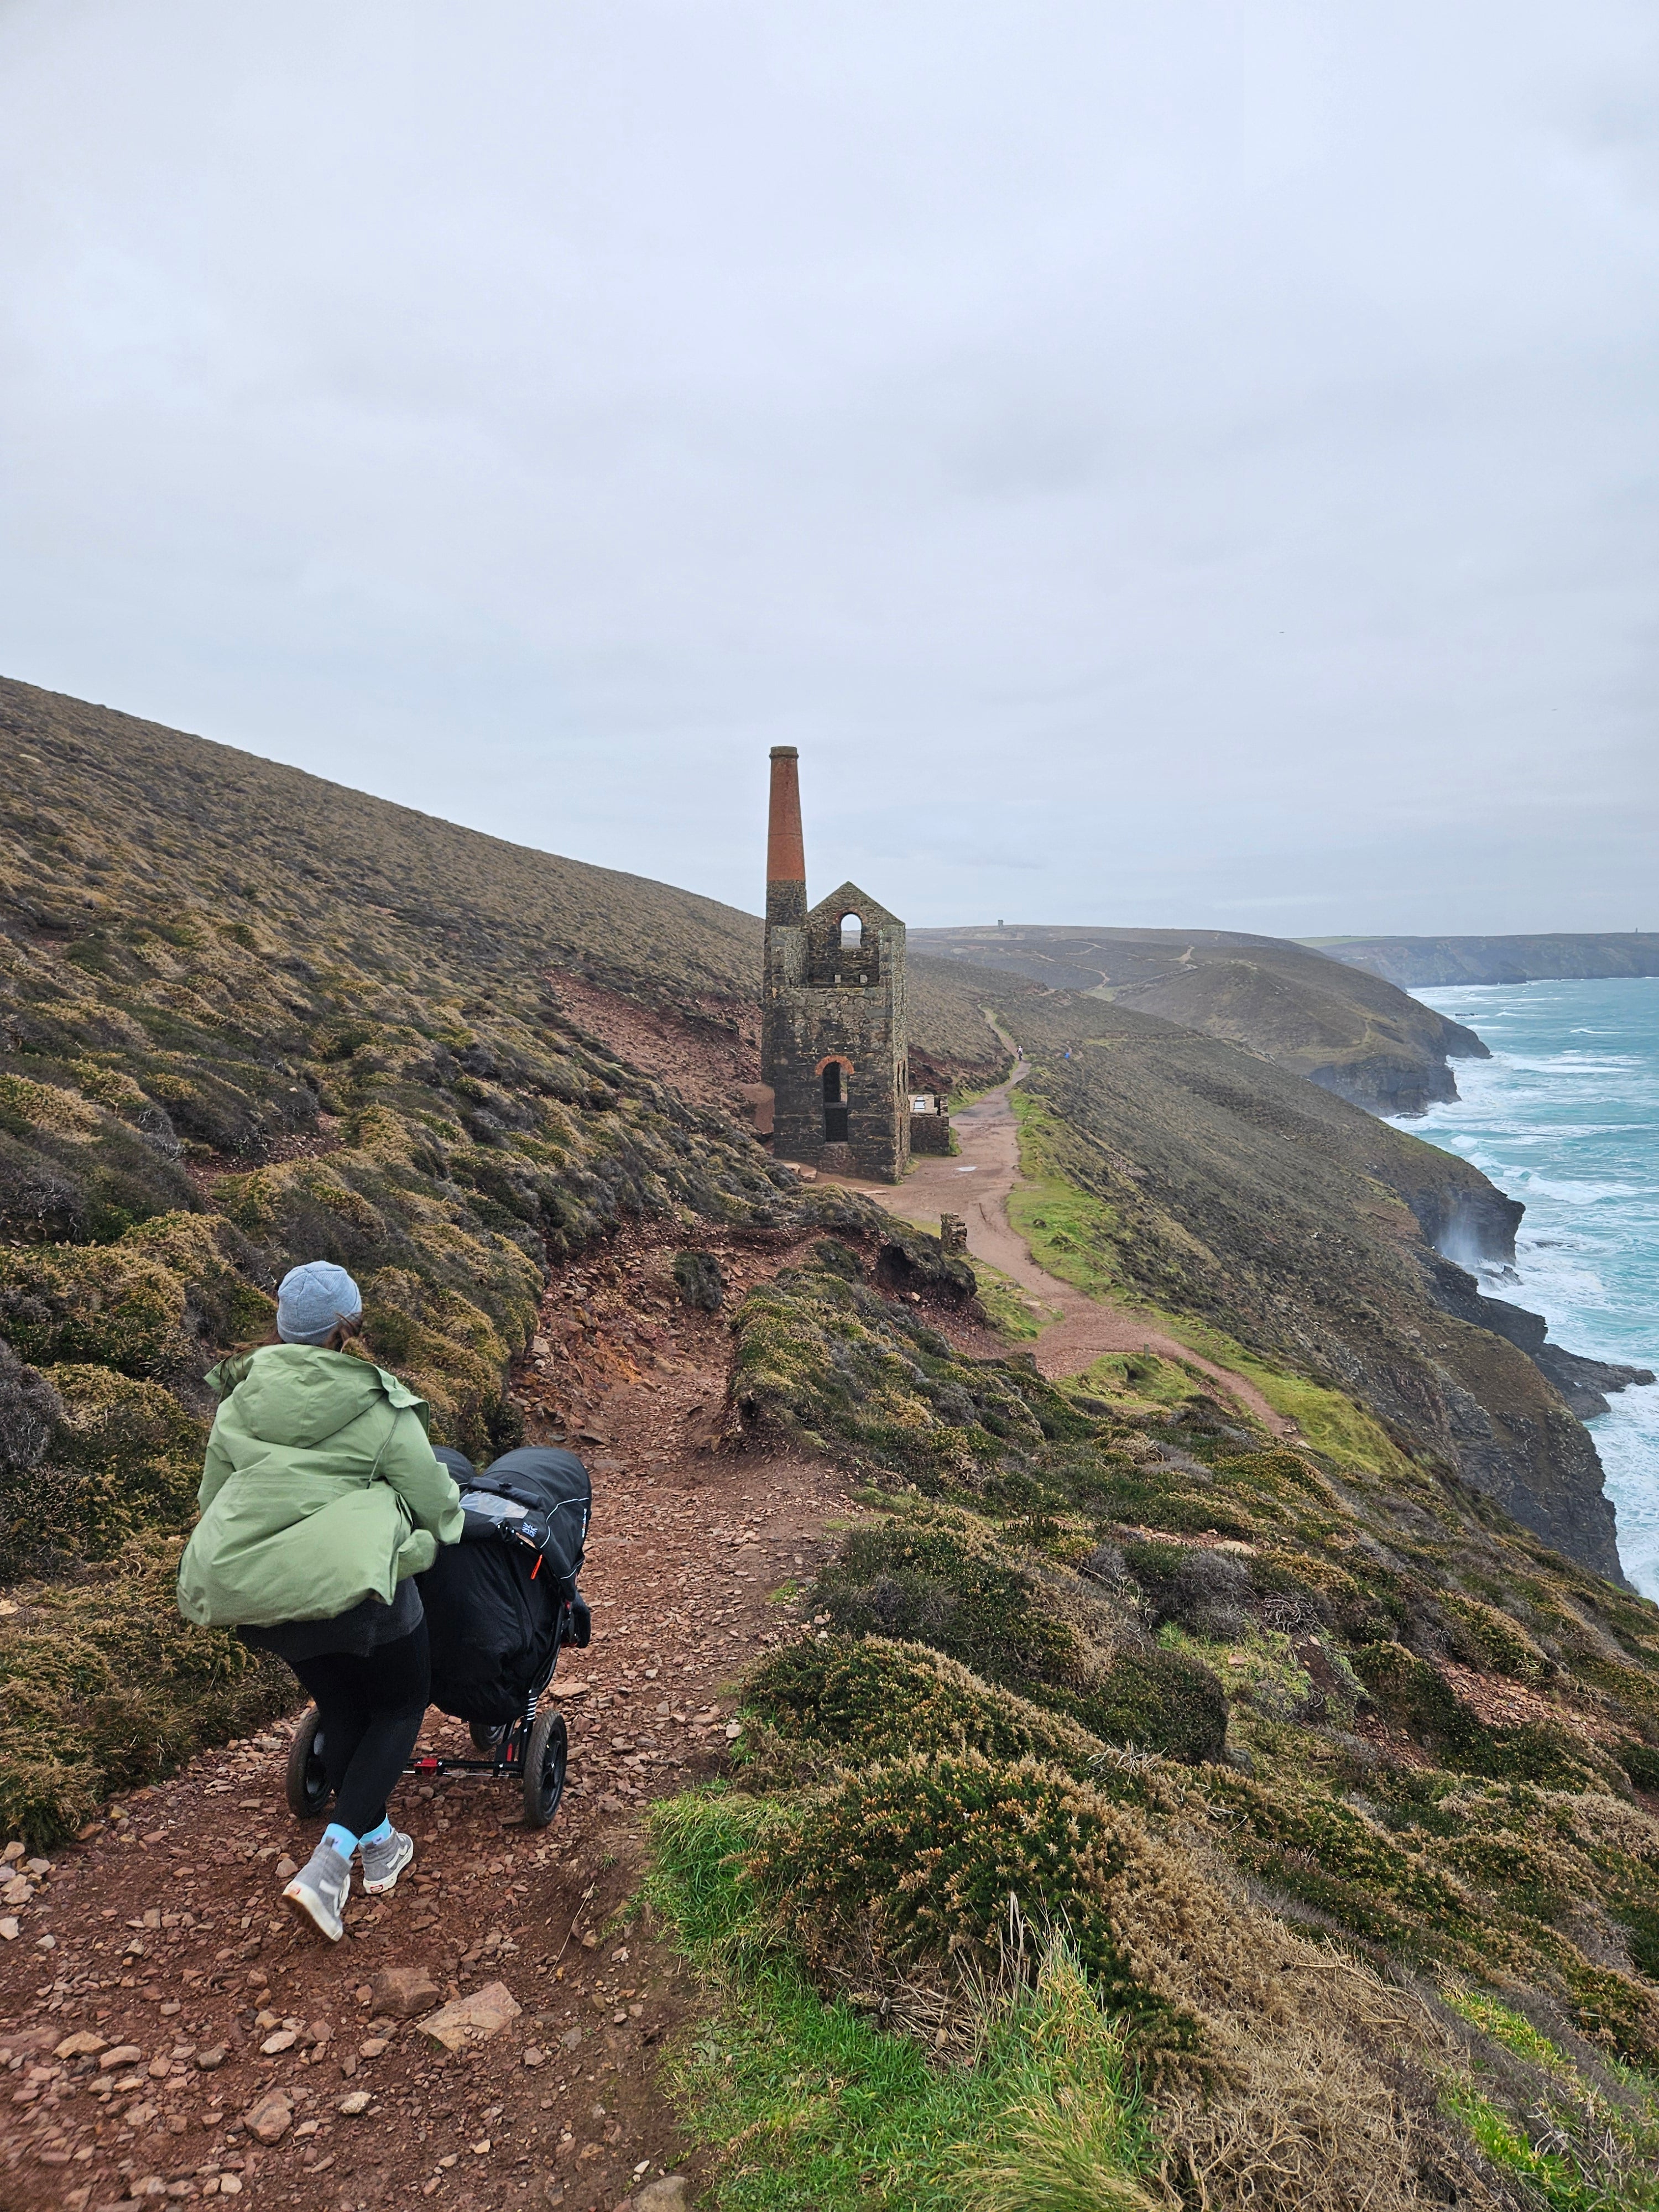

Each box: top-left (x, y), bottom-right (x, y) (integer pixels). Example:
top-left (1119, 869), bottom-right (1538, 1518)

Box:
top-left (420, 1446), bottom-right (592, 1728)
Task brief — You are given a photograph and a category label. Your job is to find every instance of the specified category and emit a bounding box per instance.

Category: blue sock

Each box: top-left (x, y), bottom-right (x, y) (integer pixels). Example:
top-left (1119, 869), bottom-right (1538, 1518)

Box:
top-left (321, 1822), bottom-right (358, 1859)
top-left (358, 1818), bottom-right (393, 1848)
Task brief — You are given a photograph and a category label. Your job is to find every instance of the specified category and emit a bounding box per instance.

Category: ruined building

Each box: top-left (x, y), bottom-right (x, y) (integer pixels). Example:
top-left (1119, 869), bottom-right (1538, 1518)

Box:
top-left (759, 746), bottom-right (911, 1182)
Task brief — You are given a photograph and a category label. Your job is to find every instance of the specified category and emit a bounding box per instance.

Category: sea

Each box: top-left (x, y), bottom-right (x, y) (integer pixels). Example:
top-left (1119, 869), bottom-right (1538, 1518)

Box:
top-left (1408, 978), bottom-right (1659, 1600)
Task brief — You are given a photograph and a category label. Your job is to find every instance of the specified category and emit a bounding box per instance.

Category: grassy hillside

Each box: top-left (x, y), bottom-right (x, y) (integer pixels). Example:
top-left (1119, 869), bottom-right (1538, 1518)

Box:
top-left (985, 992), bottom-right (1631, 1582)
top-left (7, 675), bottom-right (1657, 2209)
top-left (0, 676), bottom-right (901, 1840)
top-left (1310, 934), bottom-right (1659, 988)
top-left (648, 1240), bottom-right (1659, 2212)
top-left (913, 923), bottom-right (1487, 1114)
top-left (0, 676), bottom-right (1010, 1089)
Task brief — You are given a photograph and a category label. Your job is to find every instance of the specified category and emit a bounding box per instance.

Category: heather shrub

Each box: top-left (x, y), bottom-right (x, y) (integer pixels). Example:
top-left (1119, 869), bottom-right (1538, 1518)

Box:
top-left (812, 1509), bottom-right (1081, 1690)
top-left (745, 1635), bottom-right (1110, 1777)
top-left (0, 1364), bottom-right (204, 1577)
top-left (0, 1537), bottom-right (290, 1845)
top-left (0, 1239), bottom-right (191, 1376)
top-left (1440, 1591), bottom-right (1552, 1683)
top-left (1122, 1537), bottom-right (1252, 1637)
top-left (809, 1237), bottom-right (863, 1281)
top-left (812, 1512), bottom-right (1228, 1764)
top-left (1072, 1648), bottom-right (1228, 1766)
top-left (747, 1749), bottom-right (1202, 2056)
top-left (673, 1249), bottom-right (727, 1311)
top-left (0, 1340), bottom-right (61, 1478)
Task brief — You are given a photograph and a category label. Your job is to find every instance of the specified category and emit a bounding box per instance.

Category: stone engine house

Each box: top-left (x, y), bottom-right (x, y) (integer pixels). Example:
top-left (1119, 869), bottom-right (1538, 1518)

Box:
top-left (760, 746), bottom-right (910, 1182)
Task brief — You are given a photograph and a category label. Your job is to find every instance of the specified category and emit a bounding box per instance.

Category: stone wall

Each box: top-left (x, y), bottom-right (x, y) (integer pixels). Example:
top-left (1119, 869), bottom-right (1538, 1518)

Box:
top-left (909, 1108), bottom-right (952, 1155)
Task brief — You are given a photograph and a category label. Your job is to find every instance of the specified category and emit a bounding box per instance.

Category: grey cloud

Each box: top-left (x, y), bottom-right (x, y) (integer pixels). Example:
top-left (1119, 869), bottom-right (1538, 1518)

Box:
top-left (1, 0), bottom-right (1655, 932)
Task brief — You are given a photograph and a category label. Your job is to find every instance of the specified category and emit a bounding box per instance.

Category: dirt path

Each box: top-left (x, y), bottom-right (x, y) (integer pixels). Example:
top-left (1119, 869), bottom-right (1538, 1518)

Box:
top-left (0, 1224), bottom-right (858, 2212)
top-left (858, 1063), bottom-right (1293, 1438)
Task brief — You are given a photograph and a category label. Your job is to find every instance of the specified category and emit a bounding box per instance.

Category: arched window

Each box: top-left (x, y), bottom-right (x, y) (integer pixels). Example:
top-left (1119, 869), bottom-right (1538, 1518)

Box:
top-left (839, 913), bottom-right (864, 954)
top-left (822, 1063), bottom-right (842, 1104)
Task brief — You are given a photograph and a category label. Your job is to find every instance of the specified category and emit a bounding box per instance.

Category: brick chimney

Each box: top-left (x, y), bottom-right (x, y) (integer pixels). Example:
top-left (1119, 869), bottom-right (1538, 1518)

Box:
top-left (765, 745), bottom-right (807, 927)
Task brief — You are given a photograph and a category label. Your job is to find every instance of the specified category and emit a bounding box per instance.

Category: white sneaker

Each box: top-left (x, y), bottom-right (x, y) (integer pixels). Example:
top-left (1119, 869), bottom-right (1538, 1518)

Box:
top-left (359, 1826), bottom-right (414, 1895)
top-left (283, 1839), bottom-right (352, 1942)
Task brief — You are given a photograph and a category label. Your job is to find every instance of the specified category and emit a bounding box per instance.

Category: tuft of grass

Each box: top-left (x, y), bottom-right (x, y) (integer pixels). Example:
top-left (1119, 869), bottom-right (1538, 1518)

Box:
top-left (1064, 1350), bottom-right (1199, 1412)
top-left (968, 1258), bottom-right (1057, 1343)
top-left (1442, 1984), bottom-right (1574, 2073)
top-left (1437, 1984), bottom-right (1659, 2211)
top-left (646, 1790), bottom-right (1157, 2212)
top-left (1442, 2082), bottom-right (1657, 2212)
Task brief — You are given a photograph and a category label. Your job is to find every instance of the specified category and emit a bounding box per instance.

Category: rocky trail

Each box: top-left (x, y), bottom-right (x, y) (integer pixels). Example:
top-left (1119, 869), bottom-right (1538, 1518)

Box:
top-left (857, 1061), bottom-right (1293, 1438)
top-left (0, 1221), bottom-right (860, 2212)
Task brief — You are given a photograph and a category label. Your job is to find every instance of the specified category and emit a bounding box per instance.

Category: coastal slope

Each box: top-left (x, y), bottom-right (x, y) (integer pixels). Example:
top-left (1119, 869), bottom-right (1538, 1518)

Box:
top-left (1311, 932), bottom-right (1659, 987)
top-left (913, 922), bottom-right (1487, 1114)
top-left (3, 679), bottom-right (1658, 2211)
top-left (996, 990), bottom-right (1638, 1582)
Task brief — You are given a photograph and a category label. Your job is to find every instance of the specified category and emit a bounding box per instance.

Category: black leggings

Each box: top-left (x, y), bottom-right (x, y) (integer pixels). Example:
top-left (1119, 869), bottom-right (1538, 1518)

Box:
top-left (290, 1621), bottom-right (430, 1838)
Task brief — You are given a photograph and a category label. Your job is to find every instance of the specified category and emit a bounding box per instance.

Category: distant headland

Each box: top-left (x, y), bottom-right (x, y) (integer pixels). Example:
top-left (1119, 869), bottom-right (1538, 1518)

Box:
top-left (1304, 932), bottom-right (1659, 988)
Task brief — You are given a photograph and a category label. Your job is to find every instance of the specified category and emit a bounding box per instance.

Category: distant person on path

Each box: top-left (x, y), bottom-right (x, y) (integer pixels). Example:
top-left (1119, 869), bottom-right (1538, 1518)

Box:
top-left (176, 1261), bottom-right (462, 1940)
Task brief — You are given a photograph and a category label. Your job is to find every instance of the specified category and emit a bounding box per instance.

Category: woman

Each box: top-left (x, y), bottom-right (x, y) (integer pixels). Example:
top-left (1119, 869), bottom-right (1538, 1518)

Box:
top-left (177, 1260), bottom-right (463, 1942)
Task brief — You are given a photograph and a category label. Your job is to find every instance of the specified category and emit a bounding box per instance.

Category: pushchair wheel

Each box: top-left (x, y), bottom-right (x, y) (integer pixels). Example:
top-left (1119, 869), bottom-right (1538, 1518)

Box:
top-left (285, 1706), bottom-right (332, 1821)
top-left (523, 1707), bottom-right (568, 1829)
top-left (469, 1720), bottom-right (507, 1754)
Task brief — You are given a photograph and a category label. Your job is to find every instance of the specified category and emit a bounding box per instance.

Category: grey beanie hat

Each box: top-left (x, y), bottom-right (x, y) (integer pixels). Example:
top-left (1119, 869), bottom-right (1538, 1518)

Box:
top-left (275, 1260), bottom-right (364, 1346)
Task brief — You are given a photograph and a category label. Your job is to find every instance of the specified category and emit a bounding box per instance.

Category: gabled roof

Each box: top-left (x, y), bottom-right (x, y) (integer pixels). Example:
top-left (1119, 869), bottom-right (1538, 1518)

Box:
top-left (807, 881), bottom-right (903, 930)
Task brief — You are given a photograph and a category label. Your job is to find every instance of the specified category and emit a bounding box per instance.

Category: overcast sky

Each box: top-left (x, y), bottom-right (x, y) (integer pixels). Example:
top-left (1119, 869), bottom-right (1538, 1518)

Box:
top-left (3, 3), bottom-right (1656, 933)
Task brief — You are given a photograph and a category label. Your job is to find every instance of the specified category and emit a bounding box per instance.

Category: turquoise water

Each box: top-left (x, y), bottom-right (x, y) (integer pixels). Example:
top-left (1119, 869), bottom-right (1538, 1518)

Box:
top-left (1411, 979), bottom-right (1659, 1600)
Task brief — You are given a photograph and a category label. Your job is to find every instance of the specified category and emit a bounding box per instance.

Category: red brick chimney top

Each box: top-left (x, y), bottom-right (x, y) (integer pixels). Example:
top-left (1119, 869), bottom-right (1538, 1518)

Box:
top-left (766, 747), bottom-right (806, 888)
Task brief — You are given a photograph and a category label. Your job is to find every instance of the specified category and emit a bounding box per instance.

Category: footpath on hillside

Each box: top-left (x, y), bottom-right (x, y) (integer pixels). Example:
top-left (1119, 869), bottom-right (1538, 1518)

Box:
top-left (0, 1222), bottom-right (860, 2212)
top-left (0, 1038), bottom-right (1286, 2212)
top-left (853, 1055), bottom-right (1293, 1438)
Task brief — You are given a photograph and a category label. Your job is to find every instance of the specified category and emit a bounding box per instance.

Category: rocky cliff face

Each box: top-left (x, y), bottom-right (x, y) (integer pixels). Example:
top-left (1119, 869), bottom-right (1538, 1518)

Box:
top-left (1423, 1254), bottom-right (1656, 1422)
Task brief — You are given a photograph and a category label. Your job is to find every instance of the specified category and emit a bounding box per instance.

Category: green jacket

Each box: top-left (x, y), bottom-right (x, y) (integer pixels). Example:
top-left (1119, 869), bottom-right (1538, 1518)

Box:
top-left (176, 1345), bottom-right (463, 1630)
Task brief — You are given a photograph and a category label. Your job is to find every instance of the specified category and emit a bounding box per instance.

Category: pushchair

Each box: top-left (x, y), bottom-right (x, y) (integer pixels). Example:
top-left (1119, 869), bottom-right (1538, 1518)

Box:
top-left (285, 1446), bottom-right (592, 1830)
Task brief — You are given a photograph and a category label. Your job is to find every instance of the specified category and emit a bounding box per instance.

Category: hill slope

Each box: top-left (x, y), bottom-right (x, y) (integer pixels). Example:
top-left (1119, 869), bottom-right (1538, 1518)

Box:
top-left (992, 993), bottom-right (1645, 1579)
top-left (914, 922), bottom-right (1486, 1114)
top-left (0, 676), bottom-right (904, 1837)
top-left (0, 676), bottom-right (1010, 1091)
top-left (1311, 933), bottom-right (1659, 988)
